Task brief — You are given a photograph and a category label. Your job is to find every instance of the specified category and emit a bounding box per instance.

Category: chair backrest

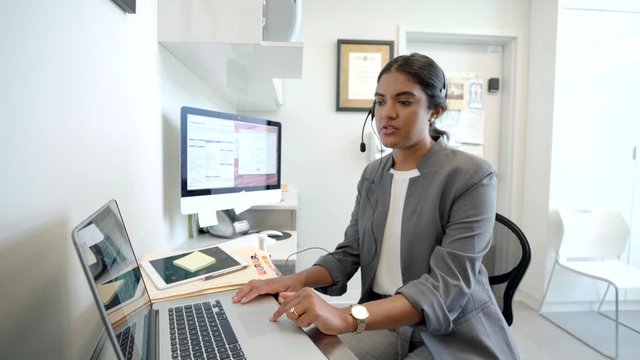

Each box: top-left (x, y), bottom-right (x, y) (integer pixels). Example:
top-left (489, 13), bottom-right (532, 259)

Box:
top-left (482, 213), bottom-right (532, 326)
top-left (557, 209), bottom-right (629, 261)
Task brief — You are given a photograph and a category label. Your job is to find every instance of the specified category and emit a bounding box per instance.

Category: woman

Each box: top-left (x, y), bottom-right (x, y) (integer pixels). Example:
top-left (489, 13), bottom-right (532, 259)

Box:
top-left (232, 53), bottom-right (520, 359)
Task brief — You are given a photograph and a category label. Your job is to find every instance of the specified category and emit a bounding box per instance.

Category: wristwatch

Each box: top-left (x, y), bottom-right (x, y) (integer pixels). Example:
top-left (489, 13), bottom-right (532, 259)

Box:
top-left (350, 304), bottom-right (369, 334)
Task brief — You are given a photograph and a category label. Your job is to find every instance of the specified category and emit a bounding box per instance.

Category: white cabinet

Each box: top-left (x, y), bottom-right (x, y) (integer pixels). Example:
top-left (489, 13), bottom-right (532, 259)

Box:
top-left (159, 0), bottom-right (303, 111)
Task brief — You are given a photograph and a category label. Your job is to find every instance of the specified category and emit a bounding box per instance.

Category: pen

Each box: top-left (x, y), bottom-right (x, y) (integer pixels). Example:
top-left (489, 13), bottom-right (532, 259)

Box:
top-left (203, 264), bottom-right (249, 281)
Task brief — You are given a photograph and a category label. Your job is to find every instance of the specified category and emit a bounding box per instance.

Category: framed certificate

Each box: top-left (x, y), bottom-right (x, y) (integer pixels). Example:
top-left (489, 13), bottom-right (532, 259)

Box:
top-left (336, 39), bottom-right (394, 111)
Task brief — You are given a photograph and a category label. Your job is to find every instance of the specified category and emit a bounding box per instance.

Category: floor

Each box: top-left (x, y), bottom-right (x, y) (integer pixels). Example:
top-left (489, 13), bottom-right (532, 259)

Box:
top-left (510, 302), bottom-right (640, 359)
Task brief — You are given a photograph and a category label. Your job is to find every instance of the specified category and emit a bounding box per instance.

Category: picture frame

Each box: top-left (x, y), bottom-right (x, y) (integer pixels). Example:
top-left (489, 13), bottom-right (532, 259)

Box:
top-left (336, 39), bottom-right (394, 111)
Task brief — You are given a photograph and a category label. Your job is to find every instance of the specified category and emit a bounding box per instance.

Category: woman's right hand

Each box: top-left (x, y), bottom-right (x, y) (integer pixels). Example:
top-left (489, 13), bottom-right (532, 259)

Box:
top-left (232, 275), bottom-right (304, 304)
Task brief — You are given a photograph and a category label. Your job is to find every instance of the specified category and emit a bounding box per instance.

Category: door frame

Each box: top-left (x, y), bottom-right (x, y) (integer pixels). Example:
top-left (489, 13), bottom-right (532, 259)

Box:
top-left (398, 27), bottom-right (525, 217)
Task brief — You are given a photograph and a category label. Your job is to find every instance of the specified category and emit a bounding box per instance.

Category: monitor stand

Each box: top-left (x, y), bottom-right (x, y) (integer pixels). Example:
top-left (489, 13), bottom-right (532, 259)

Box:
top-left (205, 209), bottom-right (251, 238)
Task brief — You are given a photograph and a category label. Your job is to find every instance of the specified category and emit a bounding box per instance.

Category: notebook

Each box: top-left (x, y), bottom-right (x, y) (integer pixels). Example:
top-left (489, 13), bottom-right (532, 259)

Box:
top-left (72, 199), bottom-right (326, 360)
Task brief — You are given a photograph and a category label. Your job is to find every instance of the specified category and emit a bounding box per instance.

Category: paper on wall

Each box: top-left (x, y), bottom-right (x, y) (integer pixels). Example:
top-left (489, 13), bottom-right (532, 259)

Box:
top-left (457, 110), bottom-right (485, 145)
top-left (467, 79), bottom-right (483, 109)
top-left (446, 77), bottom-right (466, 110)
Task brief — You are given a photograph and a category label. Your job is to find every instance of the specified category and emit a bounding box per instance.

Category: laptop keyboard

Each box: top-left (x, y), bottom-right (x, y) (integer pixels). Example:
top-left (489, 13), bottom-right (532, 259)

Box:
top-left (169, 300), bottom-right (246, 360)
top-left (115, 322), bottom-right (136, 360)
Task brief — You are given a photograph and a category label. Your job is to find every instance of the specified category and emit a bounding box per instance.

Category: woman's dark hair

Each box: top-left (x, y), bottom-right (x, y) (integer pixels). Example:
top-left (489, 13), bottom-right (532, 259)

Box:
top-left (377, 53), bottom-right (449, 141)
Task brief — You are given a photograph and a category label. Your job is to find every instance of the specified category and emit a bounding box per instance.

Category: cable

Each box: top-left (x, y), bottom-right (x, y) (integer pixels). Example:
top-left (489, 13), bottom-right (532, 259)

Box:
top-left (361, 144), bottom-right (386, 268)
top-left (370, 118), bottom-right (385, 158)
top-left (283, 246), bottom-right (344, 273)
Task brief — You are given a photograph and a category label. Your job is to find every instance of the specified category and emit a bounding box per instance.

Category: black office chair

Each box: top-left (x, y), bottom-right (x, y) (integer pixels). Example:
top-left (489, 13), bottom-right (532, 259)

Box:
top-left (482, 213), bottom-right (532, 326)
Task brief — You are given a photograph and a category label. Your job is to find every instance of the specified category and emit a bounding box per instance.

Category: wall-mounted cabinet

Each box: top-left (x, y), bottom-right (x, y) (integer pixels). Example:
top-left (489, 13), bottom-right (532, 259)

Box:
top-left (159, 0), bottom-right (303, 111)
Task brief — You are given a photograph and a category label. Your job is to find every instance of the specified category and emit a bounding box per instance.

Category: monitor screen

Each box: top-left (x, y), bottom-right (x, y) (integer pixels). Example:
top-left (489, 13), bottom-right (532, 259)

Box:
top-left (180, 106), bottom-right (282, 215)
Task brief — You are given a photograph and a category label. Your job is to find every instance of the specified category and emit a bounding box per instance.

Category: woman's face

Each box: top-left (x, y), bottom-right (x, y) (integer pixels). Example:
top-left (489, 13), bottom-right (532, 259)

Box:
top-left (374, 70), bottom-right (433, 151)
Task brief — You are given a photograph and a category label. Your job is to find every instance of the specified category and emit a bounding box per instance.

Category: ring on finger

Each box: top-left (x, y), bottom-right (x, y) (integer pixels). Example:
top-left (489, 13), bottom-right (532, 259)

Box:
top-left (289, 306), bottom-right (300, 318)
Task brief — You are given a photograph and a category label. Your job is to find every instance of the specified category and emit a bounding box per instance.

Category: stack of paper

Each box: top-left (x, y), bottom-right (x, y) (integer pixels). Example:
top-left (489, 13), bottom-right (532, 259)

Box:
top-left (141, 246), bottom-right (280, 302)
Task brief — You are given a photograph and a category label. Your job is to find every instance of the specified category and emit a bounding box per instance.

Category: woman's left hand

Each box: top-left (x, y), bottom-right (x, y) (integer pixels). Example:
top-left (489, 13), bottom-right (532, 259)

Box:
top-left (270, 288), bottom-right (354, 335)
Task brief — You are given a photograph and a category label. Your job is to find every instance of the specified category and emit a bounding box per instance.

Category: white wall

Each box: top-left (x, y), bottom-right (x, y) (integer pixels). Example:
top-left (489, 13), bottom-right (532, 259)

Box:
top-left (517, 0), bottom-right (560, 306)
top-left (0, 1), bottom-right (233, 358)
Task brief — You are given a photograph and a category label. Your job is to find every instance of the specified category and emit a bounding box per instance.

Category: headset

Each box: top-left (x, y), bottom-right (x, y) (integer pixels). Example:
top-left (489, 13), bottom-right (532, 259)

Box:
top-left (359, 101), bottom-right (377, 153)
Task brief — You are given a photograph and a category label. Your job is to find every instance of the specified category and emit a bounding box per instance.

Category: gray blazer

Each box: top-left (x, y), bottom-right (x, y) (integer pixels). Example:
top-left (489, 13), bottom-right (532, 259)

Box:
top-left (315, 138), bottom-right (520, 359)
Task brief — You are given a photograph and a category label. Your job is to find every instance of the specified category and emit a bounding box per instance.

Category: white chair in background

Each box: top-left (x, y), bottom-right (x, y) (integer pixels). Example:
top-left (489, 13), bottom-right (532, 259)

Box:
top-left (540, 209), bottom-right (640, 359)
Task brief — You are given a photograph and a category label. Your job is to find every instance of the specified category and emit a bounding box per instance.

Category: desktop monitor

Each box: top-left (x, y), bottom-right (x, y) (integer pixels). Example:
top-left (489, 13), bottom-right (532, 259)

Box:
top-left (180, 106), bottom-right (282, 217)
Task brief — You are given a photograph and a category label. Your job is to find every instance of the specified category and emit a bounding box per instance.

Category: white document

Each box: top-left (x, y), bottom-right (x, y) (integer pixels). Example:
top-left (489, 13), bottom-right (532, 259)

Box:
top-left (467, 79), bottom-right (483, 109)
top-left (232, 191), bottom-right (251, 215)
top-left (457, 110), bottom-right (485, 144)
top-left (198, 210), bottom-right (219, 228)
top-left (348, 52), bottom-right (382, 100)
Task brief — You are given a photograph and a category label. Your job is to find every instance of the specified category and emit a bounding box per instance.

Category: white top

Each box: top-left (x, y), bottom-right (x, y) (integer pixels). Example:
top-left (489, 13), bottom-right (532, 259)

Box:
top-left (372, 168), bottom-right (420, 295)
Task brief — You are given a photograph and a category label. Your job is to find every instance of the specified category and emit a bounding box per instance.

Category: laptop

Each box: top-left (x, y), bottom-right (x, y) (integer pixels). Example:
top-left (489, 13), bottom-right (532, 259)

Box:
top-left (72, 199), bottom-right (327, 360)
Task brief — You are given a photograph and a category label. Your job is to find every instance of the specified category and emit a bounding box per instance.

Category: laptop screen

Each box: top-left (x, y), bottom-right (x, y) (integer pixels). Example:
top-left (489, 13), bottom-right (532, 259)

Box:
top-left (73, 200), bottom-right (152, 360)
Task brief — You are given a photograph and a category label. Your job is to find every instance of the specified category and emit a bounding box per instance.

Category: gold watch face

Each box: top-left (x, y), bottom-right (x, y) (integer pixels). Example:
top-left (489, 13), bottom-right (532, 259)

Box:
top-left (351, 304), bottom-right (369, 320)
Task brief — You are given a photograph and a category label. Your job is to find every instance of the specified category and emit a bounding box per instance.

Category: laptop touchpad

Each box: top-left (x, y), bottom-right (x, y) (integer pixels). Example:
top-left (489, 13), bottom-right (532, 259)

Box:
top-left (237, 308), bottom-right (300, 337)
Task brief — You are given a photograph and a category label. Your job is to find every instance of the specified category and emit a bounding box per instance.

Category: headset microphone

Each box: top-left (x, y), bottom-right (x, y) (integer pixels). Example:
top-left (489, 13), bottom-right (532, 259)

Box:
top-left (359, 105), bottom-right (374, 153)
